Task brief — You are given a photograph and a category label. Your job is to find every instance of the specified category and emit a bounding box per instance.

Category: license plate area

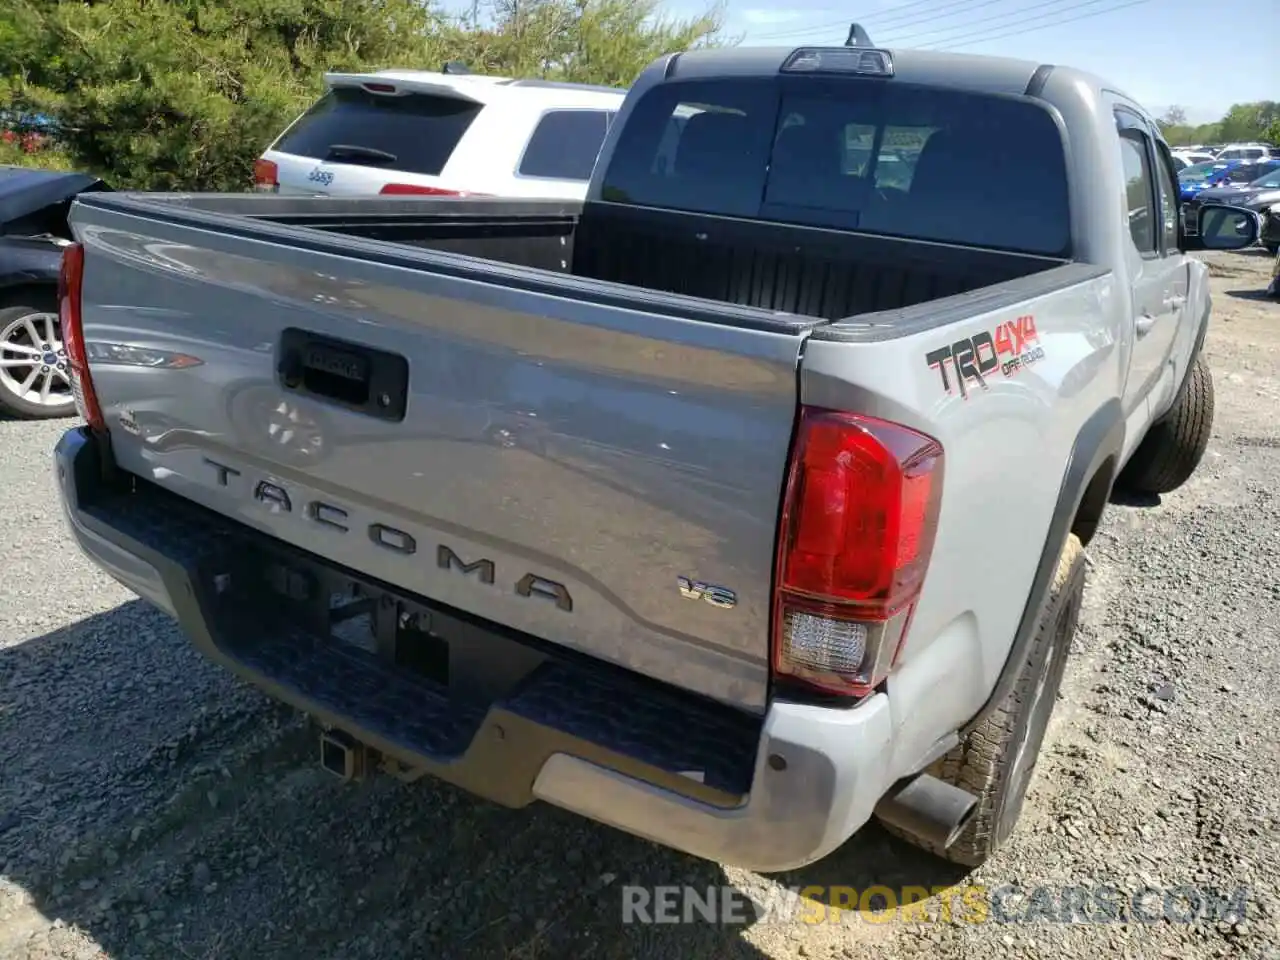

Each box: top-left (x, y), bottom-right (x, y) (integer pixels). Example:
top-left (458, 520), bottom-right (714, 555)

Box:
top-left (277, 327), bottom-right (408, 422)
top-left (225, 542), bottom-right (548, 705)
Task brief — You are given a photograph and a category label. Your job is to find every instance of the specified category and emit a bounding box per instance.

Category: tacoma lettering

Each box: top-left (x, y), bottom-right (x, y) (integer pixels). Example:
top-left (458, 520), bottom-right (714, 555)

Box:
top-left (202, 459), bottom-right (572, 611)
top-left (437, 545), bottom-right (495, 584)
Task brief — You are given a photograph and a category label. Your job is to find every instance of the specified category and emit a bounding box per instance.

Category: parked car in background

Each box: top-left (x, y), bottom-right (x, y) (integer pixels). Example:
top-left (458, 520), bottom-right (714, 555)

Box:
top-left (1215, 142), bottom-right (1277, 161)
top-left (1178, 158), bottom-right (1240, 203)
top-left (254, 68), bottom-right (627, 200)
top-left (1171, 149), bottom-right (1216, 170)
top-left (0, 111), bottom-right (60, 155)
top-left (1181, 158), bottom-right (1280, 239)
top-left (0, 165), bottom-right (110, 419)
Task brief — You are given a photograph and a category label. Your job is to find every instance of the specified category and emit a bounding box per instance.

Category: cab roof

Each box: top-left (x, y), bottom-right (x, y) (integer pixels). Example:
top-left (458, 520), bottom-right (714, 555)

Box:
top-left (662, 45), bottom-right (1105, 103)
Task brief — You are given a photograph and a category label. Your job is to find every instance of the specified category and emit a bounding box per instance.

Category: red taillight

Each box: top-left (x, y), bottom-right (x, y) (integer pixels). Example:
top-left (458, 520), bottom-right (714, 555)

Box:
top-left (378, 183), bottom-right (490, 197)
top-left (58, 242), bottom-right (105, 433)
top-left (361, 82), bottom-right (399, 94)
top-left (252, 158), bottom-right (279, 193)
top-left (772, 408), bottom-right (944, 699)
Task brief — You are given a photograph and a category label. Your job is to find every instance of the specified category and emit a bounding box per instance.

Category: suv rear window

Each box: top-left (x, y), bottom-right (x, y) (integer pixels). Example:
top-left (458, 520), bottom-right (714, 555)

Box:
top-left (600, 77), bottom-right (1071, 256)
top-left (273, 88), bottom-right (484, 177)
top-left (518, 110), bottom-right (615, 181)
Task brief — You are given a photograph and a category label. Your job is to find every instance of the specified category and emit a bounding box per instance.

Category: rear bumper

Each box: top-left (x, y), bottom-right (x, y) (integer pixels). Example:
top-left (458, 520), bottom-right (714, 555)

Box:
top-left (54, 426), bottom-right (896, 872)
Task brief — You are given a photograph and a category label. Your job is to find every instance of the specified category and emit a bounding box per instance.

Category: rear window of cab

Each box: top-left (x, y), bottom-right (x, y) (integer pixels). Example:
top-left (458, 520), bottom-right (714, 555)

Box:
top-left (600, 77), bottom-right (1072, 257)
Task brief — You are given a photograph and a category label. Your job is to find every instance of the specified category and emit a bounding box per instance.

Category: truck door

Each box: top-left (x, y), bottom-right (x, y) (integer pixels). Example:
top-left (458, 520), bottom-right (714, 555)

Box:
top-left (1114, 107), bottom-right (1183, 418)
top-left (1151, 137), bottom-right (1196, 412)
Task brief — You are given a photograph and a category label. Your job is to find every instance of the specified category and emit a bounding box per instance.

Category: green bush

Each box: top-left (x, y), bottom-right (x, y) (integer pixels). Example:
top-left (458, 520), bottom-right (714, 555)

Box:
top-left (0, 0), bottom-right (726, 191)
top-left (0, 137), bottom-right (75, 171)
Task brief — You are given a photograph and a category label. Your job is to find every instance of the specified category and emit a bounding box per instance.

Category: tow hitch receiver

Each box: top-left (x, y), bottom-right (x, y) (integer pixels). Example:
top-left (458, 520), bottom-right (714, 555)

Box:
top-left (319, 727), bottom-right (366, 782)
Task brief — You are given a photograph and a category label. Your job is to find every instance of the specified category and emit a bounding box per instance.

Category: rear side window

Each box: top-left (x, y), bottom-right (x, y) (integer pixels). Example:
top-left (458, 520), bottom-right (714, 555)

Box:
top-left (601, 77), bottom-right (1071, 256)
top-left (518, 110), bottom-right (614, 181)
top-left (1117, 128), bottom-right (1156, 253)
top-left (273, 88), bottom-right (484, 176)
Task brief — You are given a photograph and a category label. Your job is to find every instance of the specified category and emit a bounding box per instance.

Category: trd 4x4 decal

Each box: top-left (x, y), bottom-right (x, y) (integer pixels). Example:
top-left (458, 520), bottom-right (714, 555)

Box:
top-left (925, 314), bottom-right (1045, 398)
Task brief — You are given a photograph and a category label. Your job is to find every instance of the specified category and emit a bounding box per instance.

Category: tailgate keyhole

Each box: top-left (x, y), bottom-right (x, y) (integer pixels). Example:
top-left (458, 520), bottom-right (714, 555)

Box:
top-left (278, 351), bottom-right (304, 389)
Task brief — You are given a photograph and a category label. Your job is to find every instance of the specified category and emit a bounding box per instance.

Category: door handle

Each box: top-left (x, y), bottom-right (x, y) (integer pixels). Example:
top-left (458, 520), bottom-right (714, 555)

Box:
top-left (1163, 294), bottom-right (1187, 311)
top-left (1136, 315), bottom-right (1156, 337)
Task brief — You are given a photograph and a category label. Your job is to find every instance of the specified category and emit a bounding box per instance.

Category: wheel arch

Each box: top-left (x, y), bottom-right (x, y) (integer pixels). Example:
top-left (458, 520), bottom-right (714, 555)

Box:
top-left (1070, 453), bottom-right (1116, 547)
top-left (0, 281), bottom-right (58, 311)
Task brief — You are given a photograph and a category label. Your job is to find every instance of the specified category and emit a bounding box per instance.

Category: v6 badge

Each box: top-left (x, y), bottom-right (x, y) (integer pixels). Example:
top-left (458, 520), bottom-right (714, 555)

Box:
top-left (677, 577), bottom-right (737, 609)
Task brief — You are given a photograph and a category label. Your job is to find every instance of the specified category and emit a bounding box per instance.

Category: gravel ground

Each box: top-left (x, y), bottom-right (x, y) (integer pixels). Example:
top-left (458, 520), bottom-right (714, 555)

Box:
top-left (1, 249), bottom-right (1277, 960)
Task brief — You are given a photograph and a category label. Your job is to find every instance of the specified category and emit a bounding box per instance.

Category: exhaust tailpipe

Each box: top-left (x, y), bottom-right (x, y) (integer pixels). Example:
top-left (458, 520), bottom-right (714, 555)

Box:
top-left (874, 773), bottom-right (978, 850)
top-left (319, 728), bottom-right (366, 782)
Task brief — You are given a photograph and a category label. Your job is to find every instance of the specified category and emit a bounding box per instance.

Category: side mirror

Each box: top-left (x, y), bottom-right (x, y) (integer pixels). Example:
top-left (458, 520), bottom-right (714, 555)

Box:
top-left (1197, 204), bottom-right (1260, 250)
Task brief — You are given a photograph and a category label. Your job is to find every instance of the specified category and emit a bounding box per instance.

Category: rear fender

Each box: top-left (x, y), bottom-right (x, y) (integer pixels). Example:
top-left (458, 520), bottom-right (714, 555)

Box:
top-left (961, 397), bottom-right (1123, 735)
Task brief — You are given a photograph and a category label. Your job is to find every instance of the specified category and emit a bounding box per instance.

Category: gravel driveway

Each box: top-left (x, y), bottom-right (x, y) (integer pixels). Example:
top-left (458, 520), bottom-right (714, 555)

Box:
top-left (1, 250), bottom-right (1277, 960)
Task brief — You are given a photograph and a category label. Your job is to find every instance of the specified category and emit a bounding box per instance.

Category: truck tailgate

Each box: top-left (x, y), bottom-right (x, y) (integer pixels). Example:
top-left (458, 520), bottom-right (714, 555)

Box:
top-left (70, 195), bottom-right (814, 714)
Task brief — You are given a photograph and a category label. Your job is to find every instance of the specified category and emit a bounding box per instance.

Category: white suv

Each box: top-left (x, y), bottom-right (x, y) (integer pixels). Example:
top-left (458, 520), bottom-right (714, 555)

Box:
top-left (254, 69), bottom-right (626, 200)
top-left (1214, 142), bottom-right (1278, 162)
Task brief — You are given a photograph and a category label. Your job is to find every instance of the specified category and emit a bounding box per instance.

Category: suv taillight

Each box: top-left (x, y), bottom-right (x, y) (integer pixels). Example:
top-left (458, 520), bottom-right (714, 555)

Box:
top-left (58, 242), bottom-right (105, 433)
top-left (253, 158), bottom-right (279, 192)
top-left (772, 408), bottom-right (944, 699)
top-left (378, 183), bottom-right (490, 197)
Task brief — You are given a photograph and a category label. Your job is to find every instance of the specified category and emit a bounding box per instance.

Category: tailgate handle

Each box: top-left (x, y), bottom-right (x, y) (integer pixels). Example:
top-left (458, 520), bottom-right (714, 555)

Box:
top-left (277, 328), bottom-right (409, 422)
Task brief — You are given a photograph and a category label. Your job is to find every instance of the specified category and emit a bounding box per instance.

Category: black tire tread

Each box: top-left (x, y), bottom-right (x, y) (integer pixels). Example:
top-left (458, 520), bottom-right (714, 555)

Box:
top-left (880, 533), bottom-right (1085, 867)
top-left (1119, 355), bottom-right (1215, 495)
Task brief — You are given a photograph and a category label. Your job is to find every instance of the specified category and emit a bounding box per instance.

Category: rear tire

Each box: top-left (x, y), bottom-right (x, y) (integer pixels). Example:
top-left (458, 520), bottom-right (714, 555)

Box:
top-left (880, 533), bottom-right (1085, 867)
top-left (1117, 354), bottom-right (1214, 495)
top-left (0, 296), bottom-right (77, 420)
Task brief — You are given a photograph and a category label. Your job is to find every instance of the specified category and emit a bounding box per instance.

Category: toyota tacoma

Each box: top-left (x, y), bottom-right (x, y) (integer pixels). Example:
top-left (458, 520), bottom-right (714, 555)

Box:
top-left (51, 43), bottom-right (1259, 871)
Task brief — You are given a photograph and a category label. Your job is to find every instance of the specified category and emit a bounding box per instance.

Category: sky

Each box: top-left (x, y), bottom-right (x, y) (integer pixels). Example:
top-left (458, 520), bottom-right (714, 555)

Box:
top-left (681, 0), bottom-right (1278, 122)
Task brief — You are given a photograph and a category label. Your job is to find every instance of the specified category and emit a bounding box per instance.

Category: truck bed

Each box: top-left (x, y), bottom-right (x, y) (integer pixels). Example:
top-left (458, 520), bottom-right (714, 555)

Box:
top-left (135, 193), bottom-right (1068, 321)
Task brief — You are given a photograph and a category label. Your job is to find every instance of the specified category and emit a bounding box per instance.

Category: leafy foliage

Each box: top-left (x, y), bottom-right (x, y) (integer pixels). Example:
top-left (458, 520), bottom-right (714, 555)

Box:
top-left (0, 0), bottom-right (727, 190)
top-left (0, 137), bottom-right (74, 170)
top-left (1264, 116), bottom-right (1280, 147)
top-left (445, 0), bottom-right (726, 88)
top-left (1157, 101), bottom-right (1280, 148)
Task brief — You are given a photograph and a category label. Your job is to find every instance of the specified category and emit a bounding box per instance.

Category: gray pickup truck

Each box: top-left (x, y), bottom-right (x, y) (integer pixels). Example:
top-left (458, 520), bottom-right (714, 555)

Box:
top-left (52, 44), bottom-right (1260, 872)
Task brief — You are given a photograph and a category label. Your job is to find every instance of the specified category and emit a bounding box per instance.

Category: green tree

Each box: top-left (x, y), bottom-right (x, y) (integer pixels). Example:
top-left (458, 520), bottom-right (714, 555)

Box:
top-left (0, 0), bottom-right (456, 190)
top-left (0, 0), bottom-right (726, 190)
top-left (439, 0), bottom-right (729, 88)
top-left (1216, 101), bottom-right (1280, 142)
